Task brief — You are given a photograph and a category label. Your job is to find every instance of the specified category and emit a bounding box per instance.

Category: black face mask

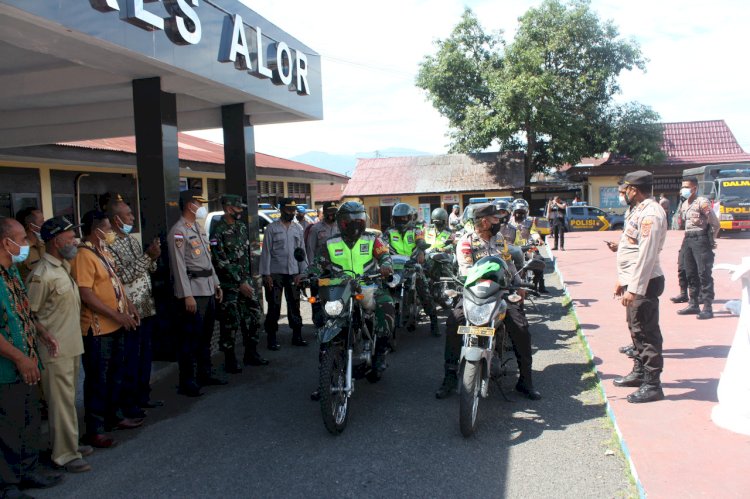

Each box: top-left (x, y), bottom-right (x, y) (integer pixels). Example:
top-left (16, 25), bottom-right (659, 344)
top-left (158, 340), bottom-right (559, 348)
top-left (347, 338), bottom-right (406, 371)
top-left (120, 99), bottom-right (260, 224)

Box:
top-left (489, 222), bottom-right (502, 236)
top-left (434, 221), bottom-right (446, 231)
top-left (232, 211), bottom-right (243, 220)
top-left (514, 213), bottom-right (524, 223)
top-left (281, 212), bottom-right (295, 222)
top-left (343, 221), bottom-right (365, 241)
top-left (325, 213), bottom-right (336, 223)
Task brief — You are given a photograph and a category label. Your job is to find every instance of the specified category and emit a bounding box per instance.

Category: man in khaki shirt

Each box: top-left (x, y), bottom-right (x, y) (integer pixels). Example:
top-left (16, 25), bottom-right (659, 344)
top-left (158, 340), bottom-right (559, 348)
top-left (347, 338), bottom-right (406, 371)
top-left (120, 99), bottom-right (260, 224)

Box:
top-left (613, 171), bottom-right (667, 404)
top-left (15, 207), bottom-right (46, 282)
top-left (26, 217), bottom-right (91, 473)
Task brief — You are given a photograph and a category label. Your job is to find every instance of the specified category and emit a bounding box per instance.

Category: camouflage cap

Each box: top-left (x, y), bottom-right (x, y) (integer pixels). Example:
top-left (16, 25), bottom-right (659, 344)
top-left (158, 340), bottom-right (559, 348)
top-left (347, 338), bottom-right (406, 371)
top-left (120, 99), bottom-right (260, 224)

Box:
top-left (220, 194), bottom-right (247, 208)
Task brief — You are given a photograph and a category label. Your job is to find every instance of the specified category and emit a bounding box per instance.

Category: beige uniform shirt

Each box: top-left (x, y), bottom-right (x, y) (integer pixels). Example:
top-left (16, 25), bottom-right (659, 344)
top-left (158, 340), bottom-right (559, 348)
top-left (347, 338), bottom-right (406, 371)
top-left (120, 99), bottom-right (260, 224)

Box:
top-left (26, 253), bottom-right (83, 361)
top-left (168, 216), bottom-right (219, 299)
top-left (617, 198), bottom-right (666, 296)
top-left (19, 238), bottom-right (45, 283)
top-left (259, 220), bottom-right (307, 275)
top-left (457, 230), bottom-right (520, 284)
top-left (306, 221), bottom-right (339, 264)
top-left (680, 196), bottom-right (720, 237)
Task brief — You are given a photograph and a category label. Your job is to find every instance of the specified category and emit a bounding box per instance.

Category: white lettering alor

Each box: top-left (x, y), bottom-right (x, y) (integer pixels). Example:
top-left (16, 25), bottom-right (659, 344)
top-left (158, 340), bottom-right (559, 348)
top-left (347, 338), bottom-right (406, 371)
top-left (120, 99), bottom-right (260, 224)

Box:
top-left (295, 49), bottom-right (309, 95)
top-left (122, 0), bottom-right (165, 31)
top-left (164, 0), bottom-right (202, 45)
top-left (272, 42), bottom-right (293, 86)
top-left (91, 0), bottom-right (120, 12)
top-left (252, 26), bottom-right (273, 79)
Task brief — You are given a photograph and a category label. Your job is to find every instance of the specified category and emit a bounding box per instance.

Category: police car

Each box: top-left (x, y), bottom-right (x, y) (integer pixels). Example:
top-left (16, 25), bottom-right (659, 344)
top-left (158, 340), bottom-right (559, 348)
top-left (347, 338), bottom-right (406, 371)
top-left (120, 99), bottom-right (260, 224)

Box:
top-left (564, 205), bottom-right (624, 231)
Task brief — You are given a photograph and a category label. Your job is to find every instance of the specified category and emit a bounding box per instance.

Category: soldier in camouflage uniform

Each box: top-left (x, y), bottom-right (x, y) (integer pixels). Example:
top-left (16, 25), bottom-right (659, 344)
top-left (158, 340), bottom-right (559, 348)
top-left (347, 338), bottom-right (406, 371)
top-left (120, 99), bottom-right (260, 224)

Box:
top-left (209, 194), bottom-right (268, 374)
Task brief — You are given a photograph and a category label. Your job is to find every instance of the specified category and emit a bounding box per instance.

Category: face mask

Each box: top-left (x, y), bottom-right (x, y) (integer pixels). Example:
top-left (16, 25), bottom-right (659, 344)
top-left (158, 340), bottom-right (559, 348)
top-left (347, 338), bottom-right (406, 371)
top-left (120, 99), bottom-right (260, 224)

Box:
top-left (325, 213), bottom-right (336, 223)
top-left (195, 206), bottom-right (208, 219)
top-left (618, 194), bottom-right (628, 206)
top-left (281, 212), bottom-right (295, 222)
top-left (489, 222), bottom-right (502, 236)
top-left (30, 223), bottom-right (42, 240)
top-left (498, 213), bottom-right (510, 225)
top-left (434, 221), bottom-right (445, 231)
top-left (680, 188), bottom-right (692, 199)
top-left (514, 213), bottom-right (524, 222)
top-left (116, 216), bottom-right (133, 234)
top-left (342, 221), bottom-right (365, 240)
top-left (230, 210), bottom-right (243, 220)
top-left (6, 239), bottom-right (30, 264)
top-left (59, 243), bottom-right (78, 260)
top-left (97, 228), bottom-right (116, 246)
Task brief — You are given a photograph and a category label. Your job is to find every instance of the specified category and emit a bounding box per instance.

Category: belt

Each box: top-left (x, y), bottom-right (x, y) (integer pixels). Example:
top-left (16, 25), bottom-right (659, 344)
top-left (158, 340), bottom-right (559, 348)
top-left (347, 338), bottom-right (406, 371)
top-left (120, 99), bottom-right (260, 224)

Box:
top-left (684, 231), bottom-right (708, 238)
top-left (187, 269), bottom-right (213, 279)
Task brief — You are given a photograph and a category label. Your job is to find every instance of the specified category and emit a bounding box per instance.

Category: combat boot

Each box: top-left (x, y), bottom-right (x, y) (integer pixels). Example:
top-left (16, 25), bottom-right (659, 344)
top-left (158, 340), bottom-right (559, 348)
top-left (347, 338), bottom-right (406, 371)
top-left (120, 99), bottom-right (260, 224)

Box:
top-left (677, 301), bottom-right (700, 315)
top-left (670, 292), bottom-right (689, 304)
top-left (435, 367), bottom-right (458, 399)
top-left (537, 279), bottom-right (548, 294)
top-left (224, 351), bottom-right (242, 374)
top-left (627, 370), bottom-right (664, 403)
top-left (613, 359), bottom-right (644, 387)
top-left (697, 304), bottom-right (713, 320)
top-left (430, 315), bottom-right (440, 337)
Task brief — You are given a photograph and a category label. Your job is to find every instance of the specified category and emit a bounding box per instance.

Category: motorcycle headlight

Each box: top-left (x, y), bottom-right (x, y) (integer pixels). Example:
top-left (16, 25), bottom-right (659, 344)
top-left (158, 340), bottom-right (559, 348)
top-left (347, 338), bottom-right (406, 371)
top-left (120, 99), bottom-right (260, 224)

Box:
top-left (464, 301), bottom-right (495, 326)
top-left (324, 300), bottom-right (344, 317)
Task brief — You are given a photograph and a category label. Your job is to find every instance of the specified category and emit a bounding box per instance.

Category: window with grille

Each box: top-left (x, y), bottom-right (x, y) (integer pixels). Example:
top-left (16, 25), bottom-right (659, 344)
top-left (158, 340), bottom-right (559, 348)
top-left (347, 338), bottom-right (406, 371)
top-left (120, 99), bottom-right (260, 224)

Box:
top-left (259, 181), bottom-right (285, 208)
top-left (287, 182), bottom-right (311, 206)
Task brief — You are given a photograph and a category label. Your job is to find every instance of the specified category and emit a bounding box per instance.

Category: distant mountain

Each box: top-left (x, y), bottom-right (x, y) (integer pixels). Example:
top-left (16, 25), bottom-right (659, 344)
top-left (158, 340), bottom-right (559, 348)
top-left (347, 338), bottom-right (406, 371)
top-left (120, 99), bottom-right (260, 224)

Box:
top-left (292, 148), bottom-right (433, 176)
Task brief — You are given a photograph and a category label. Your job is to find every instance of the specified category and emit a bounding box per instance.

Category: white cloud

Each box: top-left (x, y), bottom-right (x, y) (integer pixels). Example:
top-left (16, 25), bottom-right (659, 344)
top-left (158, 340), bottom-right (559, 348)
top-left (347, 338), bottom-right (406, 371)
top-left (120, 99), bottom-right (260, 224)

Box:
top-left (198, 0), bottom-right (750, 158)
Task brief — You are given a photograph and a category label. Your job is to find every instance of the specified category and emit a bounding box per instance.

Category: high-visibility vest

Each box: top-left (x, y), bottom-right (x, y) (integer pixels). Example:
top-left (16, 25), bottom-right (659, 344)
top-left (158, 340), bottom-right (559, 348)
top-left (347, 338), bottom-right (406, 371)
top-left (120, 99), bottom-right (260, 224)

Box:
top-left (326, 234), bottom-right (375, 275)
top-left (387, 228), bottom-right (416, 256)
top-left (425, 227), bottom-right (452, 250)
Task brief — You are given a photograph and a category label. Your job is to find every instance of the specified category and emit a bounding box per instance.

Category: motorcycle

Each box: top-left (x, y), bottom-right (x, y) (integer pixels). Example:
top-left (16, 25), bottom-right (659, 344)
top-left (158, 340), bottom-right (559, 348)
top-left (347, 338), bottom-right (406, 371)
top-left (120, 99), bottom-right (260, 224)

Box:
top-left (456, 256), bottom-right (545, 437)
top-left (388, 254), bottom-right (419, 348)
top-left (305, 271), bottom-right (386, 435)
top-left (427, 249), bottom-right (461, 310)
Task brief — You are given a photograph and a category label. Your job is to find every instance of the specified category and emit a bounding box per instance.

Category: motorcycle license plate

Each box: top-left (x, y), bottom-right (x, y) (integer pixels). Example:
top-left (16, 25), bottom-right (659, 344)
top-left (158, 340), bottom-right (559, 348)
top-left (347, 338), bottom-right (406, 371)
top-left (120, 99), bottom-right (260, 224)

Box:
top-left (457, 326), bottom-right (494, 337)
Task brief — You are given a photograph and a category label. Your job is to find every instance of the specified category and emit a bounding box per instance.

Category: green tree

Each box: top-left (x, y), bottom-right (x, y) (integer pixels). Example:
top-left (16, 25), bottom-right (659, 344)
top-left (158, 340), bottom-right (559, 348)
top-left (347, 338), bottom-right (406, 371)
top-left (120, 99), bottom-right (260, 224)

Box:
top-left (416, 0), bottom-right (664, 196)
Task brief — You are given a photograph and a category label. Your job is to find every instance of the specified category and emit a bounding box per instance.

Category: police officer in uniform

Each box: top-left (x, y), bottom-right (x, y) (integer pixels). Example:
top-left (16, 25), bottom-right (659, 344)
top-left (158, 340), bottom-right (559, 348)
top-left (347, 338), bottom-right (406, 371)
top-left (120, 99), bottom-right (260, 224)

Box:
top-left (675, 176), bottom-right (721, 320)
top-left (209, 194), bottom-right (268, 375)
top-left (435, 203), bottom-right (541, 400)
top-left (260, 198), bottom-right (308, 348)
top-left (168, 190), bottom-right (225, 397)
top-left (424, 208), bottom-right (455, 253)
top-left (305, 202), bottom-right (340, 328)
top-left (382, 203), bottom-right (439, 336)
top-left (612, 171), bottom-right (667, 403)
top-left (502, 199), bottom-right (547, 293)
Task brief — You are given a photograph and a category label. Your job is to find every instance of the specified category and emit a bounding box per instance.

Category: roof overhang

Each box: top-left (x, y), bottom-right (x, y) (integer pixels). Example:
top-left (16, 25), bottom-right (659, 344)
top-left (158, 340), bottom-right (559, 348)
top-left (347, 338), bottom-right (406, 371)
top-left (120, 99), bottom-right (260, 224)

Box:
top-left (0, 0), bottom-right (323, 148)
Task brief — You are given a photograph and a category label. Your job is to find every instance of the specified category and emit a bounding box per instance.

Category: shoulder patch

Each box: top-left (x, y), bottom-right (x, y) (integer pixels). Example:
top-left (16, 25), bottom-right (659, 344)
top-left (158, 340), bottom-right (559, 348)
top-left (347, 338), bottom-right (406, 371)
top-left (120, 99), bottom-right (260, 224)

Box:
top-left (174, 232), bottom-right (184, 248)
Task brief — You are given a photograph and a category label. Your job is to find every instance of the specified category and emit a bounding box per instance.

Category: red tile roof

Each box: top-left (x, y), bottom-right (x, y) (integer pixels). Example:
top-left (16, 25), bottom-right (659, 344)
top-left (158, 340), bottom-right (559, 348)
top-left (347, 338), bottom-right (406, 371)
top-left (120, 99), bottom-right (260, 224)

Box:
top-left (343, 153), bottom-right (525, 197)
top-left (58, 133), bottom-right (348, 179)
top-left (660, 120), bottom-right (750, 164)
top-left (312, 182), bottom-right (347, 202)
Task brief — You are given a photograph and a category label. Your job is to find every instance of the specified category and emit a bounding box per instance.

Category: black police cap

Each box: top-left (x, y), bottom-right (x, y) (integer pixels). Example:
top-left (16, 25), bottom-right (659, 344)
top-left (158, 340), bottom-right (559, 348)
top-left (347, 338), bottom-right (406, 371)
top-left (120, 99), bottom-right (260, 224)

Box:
top-left (622, 170), bottom-right (653, 187)
top-left (40, 216), bottom-right (82, 242)
top-left (473, 203), bottom-right (499, 219)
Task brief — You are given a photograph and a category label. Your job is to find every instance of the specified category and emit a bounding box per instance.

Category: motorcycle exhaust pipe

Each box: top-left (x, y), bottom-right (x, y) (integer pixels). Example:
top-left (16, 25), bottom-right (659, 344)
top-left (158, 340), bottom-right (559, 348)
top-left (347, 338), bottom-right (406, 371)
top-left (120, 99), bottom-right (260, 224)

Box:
top-left (345, 348), bottom-right (353, 395)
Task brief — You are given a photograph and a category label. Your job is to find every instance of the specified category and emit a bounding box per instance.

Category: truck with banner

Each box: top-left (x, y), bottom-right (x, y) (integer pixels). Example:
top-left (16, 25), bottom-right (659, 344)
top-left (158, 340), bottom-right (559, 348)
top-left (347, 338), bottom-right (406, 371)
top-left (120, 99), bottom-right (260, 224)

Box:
top-left (682, 164), bottom-right (750, 234)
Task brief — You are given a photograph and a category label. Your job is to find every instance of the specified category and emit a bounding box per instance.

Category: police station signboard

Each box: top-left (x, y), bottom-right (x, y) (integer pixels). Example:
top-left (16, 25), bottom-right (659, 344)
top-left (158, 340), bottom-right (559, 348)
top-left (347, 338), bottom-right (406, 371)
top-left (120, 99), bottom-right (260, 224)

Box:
top-left (0, 0), bottom-right (323, 121)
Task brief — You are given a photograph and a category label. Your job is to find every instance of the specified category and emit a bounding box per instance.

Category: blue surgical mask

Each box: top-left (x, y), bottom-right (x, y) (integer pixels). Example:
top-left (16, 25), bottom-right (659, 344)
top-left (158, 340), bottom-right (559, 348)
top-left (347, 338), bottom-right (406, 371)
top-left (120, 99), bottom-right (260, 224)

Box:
top-left (6, 238), bottom-right (30, 264)
top-left (680, 188), bottom-right (692, 199)
top-left (117, 216), bottom-right (133, 234)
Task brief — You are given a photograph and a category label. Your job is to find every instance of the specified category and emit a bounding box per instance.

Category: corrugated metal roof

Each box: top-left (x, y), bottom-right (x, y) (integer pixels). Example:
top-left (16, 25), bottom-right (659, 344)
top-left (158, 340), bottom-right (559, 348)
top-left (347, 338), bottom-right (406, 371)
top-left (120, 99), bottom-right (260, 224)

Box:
top-left (57, 133), bottom-right (348, 179)
top-left (343, 153), bottom-right (524, 197)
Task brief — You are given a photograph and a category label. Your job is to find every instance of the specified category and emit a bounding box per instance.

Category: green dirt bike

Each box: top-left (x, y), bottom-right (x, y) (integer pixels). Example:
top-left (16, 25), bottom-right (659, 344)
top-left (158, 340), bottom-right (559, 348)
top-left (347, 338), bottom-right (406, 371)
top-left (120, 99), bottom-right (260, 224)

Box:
top-left (457, 256), bottom-right (544, 437)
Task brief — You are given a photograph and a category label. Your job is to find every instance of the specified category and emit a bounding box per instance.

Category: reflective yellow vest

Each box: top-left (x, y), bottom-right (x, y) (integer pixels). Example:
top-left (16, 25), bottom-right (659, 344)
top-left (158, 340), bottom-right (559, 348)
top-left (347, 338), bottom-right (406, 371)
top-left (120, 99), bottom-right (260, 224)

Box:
top-left (425, 227), bottom-right (452, 250)
top-left (387, 228), bottom-right (416, 256)
top-left (327, 234), bottom-right (375, 275)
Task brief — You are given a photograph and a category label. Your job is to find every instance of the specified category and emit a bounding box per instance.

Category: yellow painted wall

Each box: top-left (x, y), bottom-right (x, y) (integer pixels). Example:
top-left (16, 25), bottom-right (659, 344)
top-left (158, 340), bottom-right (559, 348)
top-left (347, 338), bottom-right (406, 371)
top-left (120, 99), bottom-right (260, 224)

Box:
top-left (589, 176), bottom-right (627, 214)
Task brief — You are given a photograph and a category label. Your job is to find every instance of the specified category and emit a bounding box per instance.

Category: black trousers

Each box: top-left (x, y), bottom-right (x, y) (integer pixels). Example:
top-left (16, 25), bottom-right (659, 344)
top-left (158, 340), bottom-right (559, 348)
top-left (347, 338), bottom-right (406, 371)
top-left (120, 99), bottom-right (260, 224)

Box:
top-left (178, 296), bottom-right (215, 388)
top-left (82, 328), bottom-right (125, 435)
top-left (677, 245), bottom-right (687, 294)
top-left (552, 221), bottom-right (565, 249)
top-left (122, 316), bottom-right (155, 414)
top-left (0, 382), bottom-right (41, 489)
top-left (626, 276), bottom-right (665, 373)
top-left (264, 274), bottom-right (303, 345)
top-left (443, 298), bottom-right (534, 385)
top-left (682, 234), bottom-right (715, 305)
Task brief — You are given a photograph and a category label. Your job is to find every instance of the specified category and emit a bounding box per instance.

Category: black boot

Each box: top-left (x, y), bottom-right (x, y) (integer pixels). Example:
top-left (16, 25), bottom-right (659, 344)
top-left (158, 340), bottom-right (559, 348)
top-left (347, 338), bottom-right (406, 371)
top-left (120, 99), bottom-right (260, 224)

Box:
top-left (697, 304), bottom-right (713, 320)
top-left (537, 278), bottom-right (548, 294)
top-left (613, 359), bottom-right (644, 387)
top-left (224, 351), bottom-right (242, 374)
top-left (243, 342), bottom-right (269, 366)
top-left (435, 367), bottom-right (458, 399)
top-left (430, 315), bottom-right (440, 337)
top-left (627, 370), bottom-right (664, 403)
top-left (677, 302), bottom-right (700, 315)
top-left (670, 292), bottom-right (688, 304)
top-left (374, 337), bottom-right (388, 374)
top-left (291, 330), bottom-right (308, 347)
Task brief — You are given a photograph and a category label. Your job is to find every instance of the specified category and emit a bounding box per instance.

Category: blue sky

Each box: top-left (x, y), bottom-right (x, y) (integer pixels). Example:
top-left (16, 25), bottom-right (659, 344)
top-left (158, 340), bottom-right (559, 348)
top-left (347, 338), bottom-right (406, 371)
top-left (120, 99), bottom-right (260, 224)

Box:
top-left (192, 0), bottom-right (750, 160)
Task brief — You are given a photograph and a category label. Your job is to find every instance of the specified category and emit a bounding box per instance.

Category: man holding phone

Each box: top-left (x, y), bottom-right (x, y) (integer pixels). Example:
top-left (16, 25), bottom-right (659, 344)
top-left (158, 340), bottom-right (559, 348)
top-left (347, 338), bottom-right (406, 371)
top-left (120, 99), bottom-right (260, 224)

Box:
top-left (108, 196), bottom-right (164, 413)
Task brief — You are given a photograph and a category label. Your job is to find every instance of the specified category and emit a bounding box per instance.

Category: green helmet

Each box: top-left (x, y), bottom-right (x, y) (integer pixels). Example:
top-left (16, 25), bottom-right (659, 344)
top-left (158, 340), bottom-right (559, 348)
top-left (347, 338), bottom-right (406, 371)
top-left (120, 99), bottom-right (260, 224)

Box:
top-left (431, 208), bottom-right (448, 229)
top-left (335, 202), bottom-right (367, 241)
top-left (391, 203), bottom-right (413, 230)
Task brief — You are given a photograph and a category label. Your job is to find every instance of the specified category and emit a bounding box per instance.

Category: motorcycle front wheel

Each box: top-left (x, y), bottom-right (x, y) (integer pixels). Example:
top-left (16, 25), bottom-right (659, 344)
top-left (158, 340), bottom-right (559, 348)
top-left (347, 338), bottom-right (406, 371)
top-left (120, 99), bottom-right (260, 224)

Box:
top-left (459, 360), bottom-right (482, 437)
top-left (319, 346), bottom-right (349, 435)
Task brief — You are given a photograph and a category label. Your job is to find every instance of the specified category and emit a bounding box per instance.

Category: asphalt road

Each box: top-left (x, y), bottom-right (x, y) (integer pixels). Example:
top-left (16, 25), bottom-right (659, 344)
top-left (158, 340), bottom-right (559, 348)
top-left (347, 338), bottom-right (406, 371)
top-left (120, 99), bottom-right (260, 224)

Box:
top-left (36, 267), bottom-right (634, 499)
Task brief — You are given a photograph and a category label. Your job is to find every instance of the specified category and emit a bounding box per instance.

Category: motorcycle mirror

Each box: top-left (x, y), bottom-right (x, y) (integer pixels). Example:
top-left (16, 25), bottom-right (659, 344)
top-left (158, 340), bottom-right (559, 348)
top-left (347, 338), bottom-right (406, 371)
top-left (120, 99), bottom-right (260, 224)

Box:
top-left (388, 274), bottom-right (402, 288)
top-left (293, 248), bottom-right (306, 262)
top-left (508, 293), bottom-right (523, 303)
